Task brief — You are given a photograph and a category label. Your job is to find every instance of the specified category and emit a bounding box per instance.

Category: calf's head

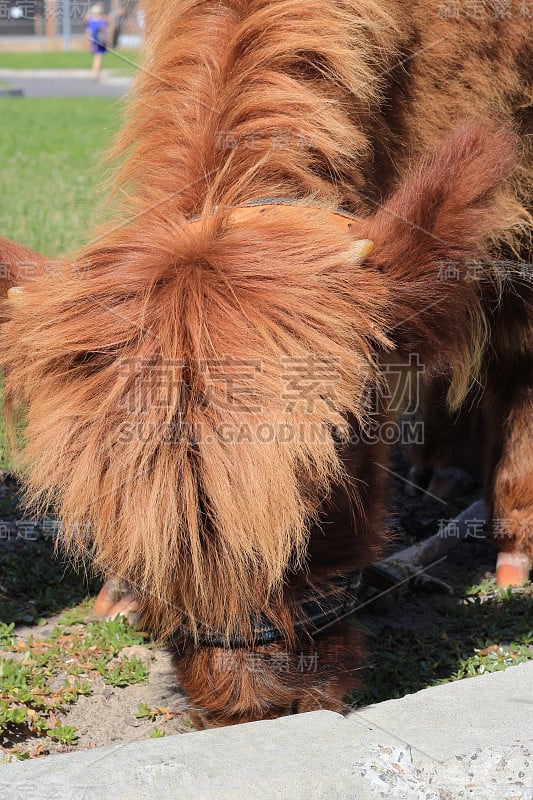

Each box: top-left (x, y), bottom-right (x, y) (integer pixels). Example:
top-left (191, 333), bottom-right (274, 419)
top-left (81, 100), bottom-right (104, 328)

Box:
top-left (0, 123), bottom-right (517, 639)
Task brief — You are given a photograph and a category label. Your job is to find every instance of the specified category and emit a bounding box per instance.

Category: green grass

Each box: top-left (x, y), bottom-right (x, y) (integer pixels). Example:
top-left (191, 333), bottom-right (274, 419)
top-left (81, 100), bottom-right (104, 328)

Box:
top-left (0, 97), bottom-right (122, 468)
top-left (0, 614), bottom-right (150, 756)
top-left (0, 50), bottom-right (139, 73)
top-left (0, 485), bottom-right (153, 759)
top-left (0, 527), bottom-right (101, 627)
top-left (0, 97), bottom-right (122, 256)
top-left (350, 581), bottom-right (533, 707)
top-left (0, 520), bottom-right (152, 757)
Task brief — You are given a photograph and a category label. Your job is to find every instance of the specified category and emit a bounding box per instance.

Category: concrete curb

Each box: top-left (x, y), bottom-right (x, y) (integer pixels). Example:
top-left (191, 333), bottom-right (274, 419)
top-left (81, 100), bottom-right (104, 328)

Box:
top-left (1, 661), bottom-right (531, 799)
top-left (0, 69), bottom-right (132, 85)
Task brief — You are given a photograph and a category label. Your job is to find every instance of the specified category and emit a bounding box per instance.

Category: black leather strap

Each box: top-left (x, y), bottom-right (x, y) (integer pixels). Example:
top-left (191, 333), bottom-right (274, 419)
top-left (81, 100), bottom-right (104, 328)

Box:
top-left (175, 572), bottom-right (363, 648)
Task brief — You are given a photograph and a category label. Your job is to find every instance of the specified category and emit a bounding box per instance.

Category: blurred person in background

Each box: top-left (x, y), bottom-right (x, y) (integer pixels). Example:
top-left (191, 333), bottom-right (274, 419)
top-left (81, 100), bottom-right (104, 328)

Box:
top-left (86, 3), bottom-right (109, 82)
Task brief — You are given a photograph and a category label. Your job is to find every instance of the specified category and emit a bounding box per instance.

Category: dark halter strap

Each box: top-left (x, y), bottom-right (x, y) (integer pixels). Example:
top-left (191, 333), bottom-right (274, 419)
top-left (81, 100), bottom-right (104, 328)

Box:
top-left (175, 571), bottom-right (363, 648)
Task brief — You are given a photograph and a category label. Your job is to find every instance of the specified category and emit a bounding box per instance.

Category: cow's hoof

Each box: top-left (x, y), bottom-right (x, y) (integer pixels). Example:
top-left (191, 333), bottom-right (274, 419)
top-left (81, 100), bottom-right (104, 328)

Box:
top-left (93, 578), bottom-right (140, 626)
top-left (496, 551), bottom-right (532, 587)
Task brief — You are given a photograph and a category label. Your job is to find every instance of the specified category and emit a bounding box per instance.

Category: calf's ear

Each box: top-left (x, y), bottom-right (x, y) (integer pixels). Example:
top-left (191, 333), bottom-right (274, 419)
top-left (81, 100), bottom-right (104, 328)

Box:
top-left (0, 237), bottom-right (48, 294)
top-left (0, 237), bottom-right (49, 319)
top-left (360, 123), bottom-right (517, 402)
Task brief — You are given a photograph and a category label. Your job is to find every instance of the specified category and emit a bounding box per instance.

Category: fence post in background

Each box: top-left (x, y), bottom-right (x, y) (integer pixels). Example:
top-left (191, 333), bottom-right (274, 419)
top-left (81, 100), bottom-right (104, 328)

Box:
top-left (45, 0), bottom-right (56, 41)
top-left (63, 0), bottom-right (71, 50)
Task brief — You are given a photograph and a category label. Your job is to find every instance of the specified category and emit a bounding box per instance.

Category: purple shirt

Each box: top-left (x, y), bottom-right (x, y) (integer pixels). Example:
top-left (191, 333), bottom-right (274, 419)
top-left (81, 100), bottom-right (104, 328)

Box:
top-left (86, 18), bottom-right (108, 53)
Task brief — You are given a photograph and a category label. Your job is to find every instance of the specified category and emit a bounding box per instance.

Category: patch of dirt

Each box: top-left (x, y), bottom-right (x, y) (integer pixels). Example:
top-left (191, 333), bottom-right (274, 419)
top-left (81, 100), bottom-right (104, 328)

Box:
top-left (7, 640), bottom-right (192, 758)
top-left (61, 646), bottom-right (191, 748)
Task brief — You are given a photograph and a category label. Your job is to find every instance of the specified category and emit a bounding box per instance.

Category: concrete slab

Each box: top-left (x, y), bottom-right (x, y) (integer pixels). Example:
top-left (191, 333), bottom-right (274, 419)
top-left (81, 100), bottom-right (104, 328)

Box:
top-left (1, 662), bottom-right (531, 800)
top-left (0, 69), bottom-right (132, 98)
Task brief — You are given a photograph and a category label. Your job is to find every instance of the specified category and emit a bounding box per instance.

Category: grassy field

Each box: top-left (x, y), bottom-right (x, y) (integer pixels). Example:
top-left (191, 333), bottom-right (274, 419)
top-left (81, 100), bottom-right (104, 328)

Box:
top-left (0, 97), bottom-right (121, 256)
top-left (0, 50), bottom-right (139, 72)
top-left (0, 96), bottom-right (122, 468)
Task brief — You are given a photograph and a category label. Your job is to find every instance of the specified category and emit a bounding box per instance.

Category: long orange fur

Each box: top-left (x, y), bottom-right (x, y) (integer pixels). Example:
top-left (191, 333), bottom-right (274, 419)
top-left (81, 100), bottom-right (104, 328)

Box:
top-left (0, 0), bottom-right (531, 723)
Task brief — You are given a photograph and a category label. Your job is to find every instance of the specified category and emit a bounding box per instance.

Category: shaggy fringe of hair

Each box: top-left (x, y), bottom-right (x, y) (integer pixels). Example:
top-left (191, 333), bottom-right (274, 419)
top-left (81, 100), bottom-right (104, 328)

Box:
top-left (1, 0), bottom-right (530, 640)
top-left (2, 212), bottom-right (390, 639)
top-left (173, 619), bottom-right (364, 726)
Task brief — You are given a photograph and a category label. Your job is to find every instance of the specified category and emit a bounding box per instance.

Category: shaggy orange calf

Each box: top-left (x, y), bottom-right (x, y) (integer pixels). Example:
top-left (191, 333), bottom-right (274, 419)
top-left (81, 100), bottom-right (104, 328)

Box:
top-left (0, 0), bottom-right (531, 725)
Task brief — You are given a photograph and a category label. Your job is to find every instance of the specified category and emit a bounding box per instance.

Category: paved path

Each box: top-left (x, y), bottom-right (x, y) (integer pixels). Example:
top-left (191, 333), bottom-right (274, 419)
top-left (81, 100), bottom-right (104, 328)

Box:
top-left (1, 661), bottom-right (532, 799)
top-left (0, 69), bottom-right (132, 98)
